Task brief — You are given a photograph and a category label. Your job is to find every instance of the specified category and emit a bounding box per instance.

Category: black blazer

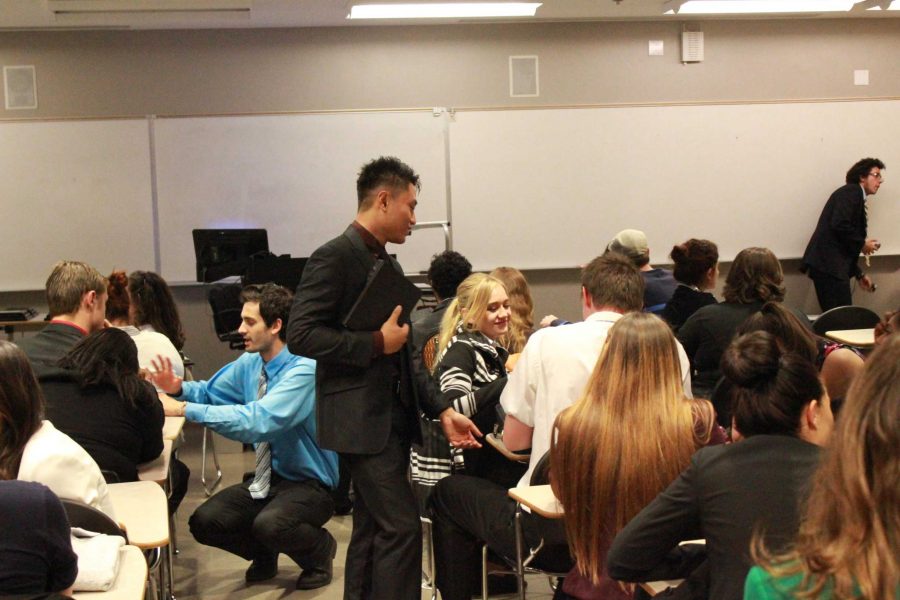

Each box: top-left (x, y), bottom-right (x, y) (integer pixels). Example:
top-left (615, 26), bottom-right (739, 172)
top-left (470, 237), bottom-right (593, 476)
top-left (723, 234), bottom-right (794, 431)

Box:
top-left (606, 435), bottom-right (821, 600)
top-left (288, 226), bottom-right (442, 455)
top-left (802, 183), bottom-right (867, 280)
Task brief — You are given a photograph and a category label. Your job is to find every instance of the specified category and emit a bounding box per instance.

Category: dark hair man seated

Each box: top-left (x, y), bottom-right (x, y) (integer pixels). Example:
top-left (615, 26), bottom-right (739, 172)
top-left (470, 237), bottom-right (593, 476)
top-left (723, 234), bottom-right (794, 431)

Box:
top-left (151, 283), bottom-right (339, 590)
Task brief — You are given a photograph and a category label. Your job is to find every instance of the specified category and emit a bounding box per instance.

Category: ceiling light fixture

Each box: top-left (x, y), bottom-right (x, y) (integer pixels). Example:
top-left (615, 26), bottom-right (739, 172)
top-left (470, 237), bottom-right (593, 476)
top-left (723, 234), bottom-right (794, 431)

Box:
top-left (348, 3), bottom-right (542, 19)
top-left (674, 0), bottom-right (859, 14)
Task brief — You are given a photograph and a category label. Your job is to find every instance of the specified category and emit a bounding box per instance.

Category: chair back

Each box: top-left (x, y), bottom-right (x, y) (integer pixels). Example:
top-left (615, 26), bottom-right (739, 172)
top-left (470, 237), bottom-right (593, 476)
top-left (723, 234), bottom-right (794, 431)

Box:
top-left (529, 451), bottom-right (551, 486)
top-left (61, 498), bottom-right (128, 544)
top-left (812, 306), bottom-right (881, 336)
top-left (207, 284), bottom-right (245, 348)
top-left (422, 333), bottom-right (440, 372)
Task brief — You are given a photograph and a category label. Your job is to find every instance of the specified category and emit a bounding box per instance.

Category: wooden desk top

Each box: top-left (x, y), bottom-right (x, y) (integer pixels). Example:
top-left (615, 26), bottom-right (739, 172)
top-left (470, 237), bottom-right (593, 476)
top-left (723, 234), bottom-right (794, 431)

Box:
top-left (162, 416), bottom-right (185, 441)
top-left (825, 328), bottom-right (875, 347)
top-left (107, 482), bottom-right (169, 549)
top-left (508, 485), bottom-right (564, 519)
top-left (137, 439), bottom-right (172, 484)
top-left (72, 544), bottom-right (147, 600)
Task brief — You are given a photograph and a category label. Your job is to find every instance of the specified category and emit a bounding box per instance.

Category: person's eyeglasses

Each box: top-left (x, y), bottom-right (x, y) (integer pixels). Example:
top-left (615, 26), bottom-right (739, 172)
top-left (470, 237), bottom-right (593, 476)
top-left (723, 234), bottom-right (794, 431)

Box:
top-left (868, 171), bottom-right (884, 182)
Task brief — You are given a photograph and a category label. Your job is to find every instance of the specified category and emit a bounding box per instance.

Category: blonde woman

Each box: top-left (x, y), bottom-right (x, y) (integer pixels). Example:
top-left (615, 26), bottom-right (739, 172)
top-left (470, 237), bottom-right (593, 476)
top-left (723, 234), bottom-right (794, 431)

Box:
top-left (745, 335), bottom-right (900, 600)
top-left (410, 273), bottom-right (514, 509)
top-left (551, 313), bottom-right (722, 599)
top-left (489, 267), bottom-right (534, 367)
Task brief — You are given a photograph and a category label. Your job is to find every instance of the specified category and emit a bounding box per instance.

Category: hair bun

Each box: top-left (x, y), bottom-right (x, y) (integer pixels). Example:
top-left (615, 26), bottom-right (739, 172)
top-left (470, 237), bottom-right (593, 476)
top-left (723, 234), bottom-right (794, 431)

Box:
top-left (721, 331), bottom-right (781, 388)
top-left (670, 243), bottom-right (688, 262)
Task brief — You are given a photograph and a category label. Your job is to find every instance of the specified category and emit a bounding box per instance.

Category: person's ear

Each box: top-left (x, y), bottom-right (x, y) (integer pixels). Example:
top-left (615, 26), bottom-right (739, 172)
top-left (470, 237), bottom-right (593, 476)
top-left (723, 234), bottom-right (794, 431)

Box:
top-left (270, 317), bottom-right (283, 336)
top-left (83, 290), bottom-right (97, 309)
top-left (805, 399), bottom-right (820, 431)
top-left (376, 189), bottom-right (390, 212)
top-left (581, 286), bottom-right (591, 309)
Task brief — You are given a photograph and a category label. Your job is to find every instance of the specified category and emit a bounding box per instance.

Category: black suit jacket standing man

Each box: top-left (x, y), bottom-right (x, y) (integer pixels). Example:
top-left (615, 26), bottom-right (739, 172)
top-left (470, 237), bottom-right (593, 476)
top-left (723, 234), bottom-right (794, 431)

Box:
top-left (288, 157), bottom-right (478, 600)
top-left (802, 157), bottom-right (884, 312)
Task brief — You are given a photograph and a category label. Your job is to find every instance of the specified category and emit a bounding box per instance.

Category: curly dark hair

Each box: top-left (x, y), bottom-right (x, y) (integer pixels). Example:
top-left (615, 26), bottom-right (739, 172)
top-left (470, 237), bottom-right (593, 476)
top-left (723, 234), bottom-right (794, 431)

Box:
top-left (128, 271), bottom-right (186, 351)
top-left (106, 270), bottom-right (131, 322)
top-left (845, 157), bottom-right (885, 185)
top-left (427, 251), bottom-right (472, 300)
top-left (356, 156), bottom-right (420, 209)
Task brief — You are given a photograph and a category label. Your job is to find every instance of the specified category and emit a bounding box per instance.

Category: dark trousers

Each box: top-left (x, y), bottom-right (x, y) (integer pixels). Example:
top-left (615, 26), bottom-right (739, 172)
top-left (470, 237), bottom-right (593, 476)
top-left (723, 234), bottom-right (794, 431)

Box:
top-left (188, 472), bottom-right (334, 570)
top-left (430, 475), bottom-right (572, 600)
top-left (808, 268), bottom-right (852, 312)
top-left (341, 405), bottom-right (421, 600)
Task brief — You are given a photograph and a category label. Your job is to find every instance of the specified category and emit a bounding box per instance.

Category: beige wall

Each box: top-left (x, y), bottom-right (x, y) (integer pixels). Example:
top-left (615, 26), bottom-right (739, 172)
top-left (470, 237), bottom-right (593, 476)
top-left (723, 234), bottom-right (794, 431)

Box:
top-left (2, 18), bottom-right (898, 375)
top-left (3, 19), bottom-right (900, 119)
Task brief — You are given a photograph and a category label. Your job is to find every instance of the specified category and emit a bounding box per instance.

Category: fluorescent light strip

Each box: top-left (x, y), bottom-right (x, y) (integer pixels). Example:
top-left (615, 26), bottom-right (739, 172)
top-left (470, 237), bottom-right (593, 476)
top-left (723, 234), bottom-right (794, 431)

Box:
top-left (349, 3), bottom-right (542, 19)
top-left (677, 1), bottom-right (857, 14)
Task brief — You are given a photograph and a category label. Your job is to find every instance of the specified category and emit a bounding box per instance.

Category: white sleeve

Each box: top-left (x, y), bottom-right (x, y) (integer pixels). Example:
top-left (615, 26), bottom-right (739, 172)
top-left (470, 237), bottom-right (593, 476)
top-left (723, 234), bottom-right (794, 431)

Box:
top-left (500, 334), bottom-right (539, 426)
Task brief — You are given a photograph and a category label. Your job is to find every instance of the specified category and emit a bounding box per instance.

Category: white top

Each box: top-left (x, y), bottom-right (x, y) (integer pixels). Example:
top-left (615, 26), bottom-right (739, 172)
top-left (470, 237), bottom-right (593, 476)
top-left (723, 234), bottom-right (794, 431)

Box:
top-left (117, 325), bottom-right (184, 382)
top-left (501, 311), bottom-right (693, 486)
top-left (17, 420), bottom-right (116, 518)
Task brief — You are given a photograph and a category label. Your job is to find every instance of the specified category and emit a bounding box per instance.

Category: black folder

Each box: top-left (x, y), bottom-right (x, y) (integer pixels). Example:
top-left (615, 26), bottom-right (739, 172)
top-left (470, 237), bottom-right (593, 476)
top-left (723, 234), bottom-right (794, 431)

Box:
top-left (342, 259), bottom-right (422, 331)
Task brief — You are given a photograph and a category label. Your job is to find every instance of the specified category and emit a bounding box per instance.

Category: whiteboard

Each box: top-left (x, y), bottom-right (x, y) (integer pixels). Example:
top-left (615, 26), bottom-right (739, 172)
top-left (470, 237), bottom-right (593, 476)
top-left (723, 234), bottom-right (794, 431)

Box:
top-left (449, 101), bottom-right (900, 270)
top-left (154, 111), bottom-right (449, 282)
top-left (0, 119), bottom-right (156, 291)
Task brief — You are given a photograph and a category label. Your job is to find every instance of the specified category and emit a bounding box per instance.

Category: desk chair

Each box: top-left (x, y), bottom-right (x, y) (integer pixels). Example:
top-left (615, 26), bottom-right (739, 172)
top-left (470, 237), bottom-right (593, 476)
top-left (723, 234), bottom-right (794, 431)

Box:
top-left (61, 498), bottom-right (128, 543)
top-left (812, 306), bottom-right (880, 337)
top-left (482, 453), bottom-right (565, 600)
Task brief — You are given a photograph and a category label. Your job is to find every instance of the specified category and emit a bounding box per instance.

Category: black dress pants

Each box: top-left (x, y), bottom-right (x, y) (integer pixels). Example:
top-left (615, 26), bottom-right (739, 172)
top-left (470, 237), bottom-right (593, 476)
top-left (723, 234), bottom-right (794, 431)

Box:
top-left (188, 472), bottom-right (334, 570)
top-left (341, 403), bottom-right (422, 600)
top-left (430, 475), bottom-right (572, 600)
top-left (808, 267), bottom-right (852, 312)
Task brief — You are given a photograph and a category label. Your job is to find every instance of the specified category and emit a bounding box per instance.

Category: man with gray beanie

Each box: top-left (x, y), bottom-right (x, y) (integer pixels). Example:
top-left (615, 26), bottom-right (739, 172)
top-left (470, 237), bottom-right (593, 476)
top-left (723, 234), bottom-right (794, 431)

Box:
top-left (606, 228), bottom-right (677, 313)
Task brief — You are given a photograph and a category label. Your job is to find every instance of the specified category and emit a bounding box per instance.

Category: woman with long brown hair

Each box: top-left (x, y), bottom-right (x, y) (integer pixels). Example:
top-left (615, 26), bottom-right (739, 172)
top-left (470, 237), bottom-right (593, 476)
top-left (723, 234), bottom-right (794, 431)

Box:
top-left (489, 266), bottom-right (534, 357)
top-left (551, 312), bottom-right (721, 599)
top-left (745, 335), bottom-right (900, 599)
top-left (607, 331), bottom-right (833, 600)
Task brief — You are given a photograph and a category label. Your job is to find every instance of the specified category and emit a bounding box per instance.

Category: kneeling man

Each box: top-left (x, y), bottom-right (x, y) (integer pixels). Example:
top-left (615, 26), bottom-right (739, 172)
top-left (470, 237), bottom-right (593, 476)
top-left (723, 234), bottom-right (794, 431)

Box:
top-left (151, 283), bottom-right (339, 590)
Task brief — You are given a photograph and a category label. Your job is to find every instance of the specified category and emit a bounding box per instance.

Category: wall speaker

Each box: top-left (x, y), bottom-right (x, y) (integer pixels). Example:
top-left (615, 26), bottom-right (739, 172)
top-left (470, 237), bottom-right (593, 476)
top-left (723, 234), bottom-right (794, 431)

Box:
top-left (509, 55), bottom-right (539, 97)
top-left (4, 66), bottom-right (37, 110)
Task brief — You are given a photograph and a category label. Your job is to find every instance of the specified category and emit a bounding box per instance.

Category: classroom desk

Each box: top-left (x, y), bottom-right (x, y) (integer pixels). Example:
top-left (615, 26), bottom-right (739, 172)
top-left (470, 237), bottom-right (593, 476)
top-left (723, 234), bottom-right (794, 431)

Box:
top-left (506, 485), bottom-right (565, 600)
top-left (137, 439), bottom-right (173, 485)
top-left (73, 544), bottom-right (148, 600)
top-left (825, 328), bottom-right (875, 348)
top-left (108, 481), bottom-right (171, 600)
top-left (0, 313), bottom-right (47, 340)
top-left (162, 417), bottom-right (185, 441)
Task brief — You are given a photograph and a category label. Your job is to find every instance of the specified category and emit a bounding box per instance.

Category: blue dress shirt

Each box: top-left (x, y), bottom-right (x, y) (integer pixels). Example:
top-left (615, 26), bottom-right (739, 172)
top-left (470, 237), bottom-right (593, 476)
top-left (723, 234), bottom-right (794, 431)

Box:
top-left (179, 346), bottom-right (338, 488)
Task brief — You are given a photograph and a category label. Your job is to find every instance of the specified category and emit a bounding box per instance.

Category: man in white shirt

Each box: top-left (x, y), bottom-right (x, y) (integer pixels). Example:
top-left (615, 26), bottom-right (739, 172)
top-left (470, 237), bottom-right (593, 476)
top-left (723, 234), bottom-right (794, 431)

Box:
top-left (429, 254), bottom-right (693, 600)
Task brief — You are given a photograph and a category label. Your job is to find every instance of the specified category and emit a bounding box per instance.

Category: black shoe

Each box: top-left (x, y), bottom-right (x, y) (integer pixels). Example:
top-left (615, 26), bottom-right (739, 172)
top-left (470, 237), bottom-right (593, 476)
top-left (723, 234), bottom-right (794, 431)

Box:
top-left (296, 533), bottom-right (337, 590)
top-left (245, 554), bottom-right (278, 584)
top-left (333, 501), bottom-right (353, 516)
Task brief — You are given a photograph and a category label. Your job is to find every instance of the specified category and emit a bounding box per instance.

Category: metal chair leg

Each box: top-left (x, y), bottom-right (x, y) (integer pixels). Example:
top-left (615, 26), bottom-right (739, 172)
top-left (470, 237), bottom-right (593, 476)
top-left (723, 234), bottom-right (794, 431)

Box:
top-left (201, 426), bottom-right (222, 496)
top-left (514, 504), bottom-right (526, 600)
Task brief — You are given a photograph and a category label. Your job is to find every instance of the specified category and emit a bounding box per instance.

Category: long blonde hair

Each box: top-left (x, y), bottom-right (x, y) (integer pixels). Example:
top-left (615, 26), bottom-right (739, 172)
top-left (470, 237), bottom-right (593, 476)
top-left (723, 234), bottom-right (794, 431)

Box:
top-left (489, 266), bottom-right (534, 353)
top-left (434, 273), bottom-right (507, 367)
top-left (550, 313), bottom-right (707, 585)
top-left (752, 335), bottom-right (900, 599)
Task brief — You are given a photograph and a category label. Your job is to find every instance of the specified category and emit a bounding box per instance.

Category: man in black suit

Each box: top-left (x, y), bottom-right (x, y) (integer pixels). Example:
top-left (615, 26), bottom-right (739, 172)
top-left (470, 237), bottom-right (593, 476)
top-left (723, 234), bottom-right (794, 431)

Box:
top-left (288, 157), bottom-right (477, 600)
top-left (802, 157), bottom-right (884, 312)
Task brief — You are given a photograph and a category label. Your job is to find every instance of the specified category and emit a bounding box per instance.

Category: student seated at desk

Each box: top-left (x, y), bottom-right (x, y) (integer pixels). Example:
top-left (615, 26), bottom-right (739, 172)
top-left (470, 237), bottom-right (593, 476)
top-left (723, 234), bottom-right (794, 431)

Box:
top-left (745, 336), bottom-right (900, 600)
top-left (18, 260), bottom-right (108, 378)
top-left (0, 480), bottom-right (78, 597)
top-left (489, 266), bottom-right (535, 361)
top-left (126, 270), bottom-right (186, 355)
top-left (677, 247), bottom-right (808, 408)
top-left (550, 313), bottom-right (722, 600)
top-left (151, 283), bottom-right (339, 591)
top-left (661, 239), bottom-right (719, 332)
top-left (0, 340), bottom-right (114, 517)
top-left (106, 270), bottom-right (184, 381)
top-left (607, 331), bottom-right (832, 600)
top-left (40, 329), bottom-right (165, 482)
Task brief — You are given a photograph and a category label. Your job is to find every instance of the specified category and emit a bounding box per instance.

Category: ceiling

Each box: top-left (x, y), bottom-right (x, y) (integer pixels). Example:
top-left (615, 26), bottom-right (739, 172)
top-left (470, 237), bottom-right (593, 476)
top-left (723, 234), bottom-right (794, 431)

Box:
top-left (1, 0), bottom-right (898, 31)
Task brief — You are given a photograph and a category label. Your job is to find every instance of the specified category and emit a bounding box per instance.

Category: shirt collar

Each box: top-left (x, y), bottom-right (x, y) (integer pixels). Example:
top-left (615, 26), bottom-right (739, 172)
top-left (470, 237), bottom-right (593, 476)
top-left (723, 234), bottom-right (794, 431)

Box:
top-left (351, 221), bottom-right (387, 258)
top-left (49, 319), bottom-right (88, 336)
top-left (262, 344), bottom-right (291, 378)
top-left (860, 183), bottom-right (867, 201)
top-left (584, 310), bottom-right (624, 324)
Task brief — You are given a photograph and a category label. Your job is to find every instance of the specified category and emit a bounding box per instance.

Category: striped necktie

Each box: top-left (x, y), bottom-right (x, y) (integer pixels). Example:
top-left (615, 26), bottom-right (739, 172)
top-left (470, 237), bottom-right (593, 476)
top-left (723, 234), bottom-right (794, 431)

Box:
top-left (248, 366), bottom-right (271, 500)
